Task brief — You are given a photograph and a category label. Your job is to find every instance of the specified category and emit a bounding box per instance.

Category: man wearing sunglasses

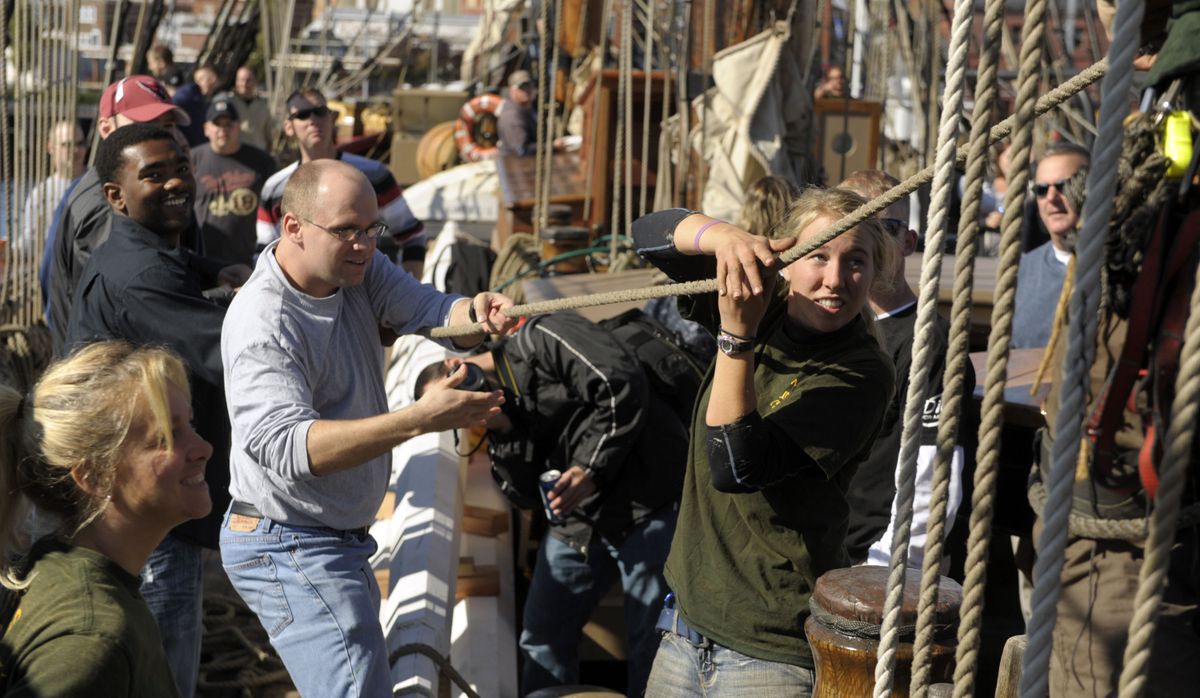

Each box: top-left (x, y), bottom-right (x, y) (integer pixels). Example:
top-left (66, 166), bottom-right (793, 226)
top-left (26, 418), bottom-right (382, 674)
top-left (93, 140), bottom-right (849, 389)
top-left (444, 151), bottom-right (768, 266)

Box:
top-left (1011, 142), bottom-right (1090, 348)
top-left (221, 159), bottom-right (518, 697)
top-left (256, 88), bottom-right (427, 277)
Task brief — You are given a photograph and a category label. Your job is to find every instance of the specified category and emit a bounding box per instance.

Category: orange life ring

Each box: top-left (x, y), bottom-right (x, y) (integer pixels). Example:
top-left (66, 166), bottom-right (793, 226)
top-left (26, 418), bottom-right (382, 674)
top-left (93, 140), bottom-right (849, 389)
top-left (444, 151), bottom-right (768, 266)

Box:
top-left (454, 94), bottom-right (505, 162)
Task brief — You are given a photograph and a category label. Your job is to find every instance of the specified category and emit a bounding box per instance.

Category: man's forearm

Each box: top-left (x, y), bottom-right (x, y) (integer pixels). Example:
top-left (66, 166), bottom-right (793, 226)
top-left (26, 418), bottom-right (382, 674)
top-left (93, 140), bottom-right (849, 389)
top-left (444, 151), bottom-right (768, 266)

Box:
top-left (305, 408), bottom-right (427, 477)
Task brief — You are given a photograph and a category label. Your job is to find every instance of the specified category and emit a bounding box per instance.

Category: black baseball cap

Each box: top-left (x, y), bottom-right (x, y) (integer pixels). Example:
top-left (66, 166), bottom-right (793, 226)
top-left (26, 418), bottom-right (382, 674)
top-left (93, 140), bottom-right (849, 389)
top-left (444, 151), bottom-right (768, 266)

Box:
top-left (205, 98), bottom-right (239, 123)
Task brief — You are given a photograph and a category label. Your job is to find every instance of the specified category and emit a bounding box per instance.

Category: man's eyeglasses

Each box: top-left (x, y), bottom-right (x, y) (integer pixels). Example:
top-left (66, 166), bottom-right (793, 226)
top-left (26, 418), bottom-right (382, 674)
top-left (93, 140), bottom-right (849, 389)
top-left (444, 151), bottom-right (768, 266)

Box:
top-left (1033, 179), bottom-right (1070, 198)
top-left (289, 105), bottom-right (334, 121)
top-left (300, 216), bottom-right (389, 243)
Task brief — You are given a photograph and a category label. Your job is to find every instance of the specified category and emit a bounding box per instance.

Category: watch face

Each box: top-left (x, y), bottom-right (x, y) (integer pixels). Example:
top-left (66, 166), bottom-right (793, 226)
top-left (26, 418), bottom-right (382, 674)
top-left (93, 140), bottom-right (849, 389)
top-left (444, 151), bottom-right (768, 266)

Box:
top-left (718, 334), bottom-right (752, 355)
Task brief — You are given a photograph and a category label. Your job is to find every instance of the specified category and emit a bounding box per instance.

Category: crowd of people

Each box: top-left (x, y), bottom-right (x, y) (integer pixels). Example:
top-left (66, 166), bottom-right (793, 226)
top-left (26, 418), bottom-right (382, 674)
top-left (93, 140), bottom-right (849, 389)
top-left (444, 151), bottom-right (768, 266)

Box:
top-left (2, 5), bottom-right (1199, 696)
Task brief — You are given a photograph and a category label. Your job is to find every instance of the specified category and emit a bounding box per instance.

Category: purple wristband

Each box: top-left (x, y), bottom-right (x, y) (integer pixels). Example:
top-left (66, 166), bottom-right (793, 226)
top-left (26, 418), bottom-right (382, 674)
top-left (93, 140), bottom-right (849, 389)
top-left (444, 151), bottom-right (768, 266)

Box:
top-left (692, 219), bottom-right (723, 252)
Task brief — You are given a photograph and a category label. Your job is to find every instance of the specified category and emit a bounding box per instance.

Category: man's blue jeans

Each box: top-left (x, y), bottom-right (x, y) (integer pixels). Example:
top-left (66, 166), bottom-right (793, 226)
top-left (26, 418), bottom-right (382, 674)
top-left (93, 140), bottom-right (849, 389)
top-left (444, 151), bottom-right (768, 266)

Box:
top-left (520, 504), bottom-right (677, 696)
top-left (219, 508), bottom-right (390, 697)
top-left (646, 626), bottom-right (815, 697)
top-left (141, 533), bottom-right (203, 698)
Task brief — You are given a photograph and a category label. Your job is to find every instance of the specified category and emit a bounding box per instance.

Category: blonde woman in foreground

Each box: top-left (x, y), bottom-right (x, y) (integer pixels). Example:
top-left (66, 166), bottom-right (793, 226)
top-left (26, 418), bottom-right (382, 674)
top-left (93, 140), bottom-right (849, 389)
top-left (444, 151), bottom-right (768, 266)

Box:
top-left (0, 341), bottom-right (212, 697)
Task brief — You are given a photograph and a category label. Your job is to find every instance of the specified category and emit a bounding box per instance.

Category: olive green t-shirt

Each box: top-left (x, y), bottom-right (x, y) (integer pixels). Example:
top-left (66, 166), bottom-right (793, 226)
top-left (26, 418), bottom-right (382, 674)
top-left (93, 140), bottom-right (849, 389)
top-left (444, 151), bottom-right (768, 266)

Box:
top-left (0, 539), bottom-right (180, 697)
top-left (665, 312), bottom-right (894, 667)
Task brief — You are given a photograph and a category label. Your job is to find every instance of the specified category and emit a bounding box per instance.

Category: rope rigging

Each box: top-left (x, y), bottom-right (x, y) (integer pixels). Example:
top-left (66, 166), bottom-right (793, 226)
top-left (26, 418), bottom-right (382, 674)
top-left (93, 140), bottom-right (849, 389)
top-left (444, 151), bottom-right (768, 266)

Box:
top-left (949, 0), bottom-right (1008, 693)
top-left (872, 0), bottom-right (977, 692)
top-left (1020, 1), bottom-right (1145, 695)
top-left (429, 55), bottom-right (1109, 339)
top-left (1116, 222), bottom-right (1200, 698)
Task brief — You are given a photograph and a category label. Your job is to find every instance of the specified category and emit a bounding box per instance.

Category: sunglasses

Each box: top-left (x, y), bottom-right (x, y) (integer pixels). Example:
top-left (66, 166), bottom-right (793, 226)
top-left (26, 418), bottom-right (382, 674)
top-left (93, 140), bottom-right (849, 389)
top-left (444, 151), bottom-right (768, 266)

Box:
top-left (300, 215), bottom-right (389, 243)
top-left (1033, 179), bottom-right (1069, 198)
top-left (289, 105), bottom-right (334, 121)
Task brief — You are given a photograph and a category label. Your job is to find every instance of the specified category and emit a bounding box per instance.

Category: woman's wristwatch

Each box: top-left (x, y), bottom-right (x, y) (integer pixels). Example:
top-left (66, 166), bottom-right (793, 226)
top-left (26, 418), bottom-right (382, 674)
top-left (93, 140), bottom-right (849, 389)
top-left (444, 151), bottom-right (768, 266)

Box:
top-left (717, 328), bottom-right (755, 356)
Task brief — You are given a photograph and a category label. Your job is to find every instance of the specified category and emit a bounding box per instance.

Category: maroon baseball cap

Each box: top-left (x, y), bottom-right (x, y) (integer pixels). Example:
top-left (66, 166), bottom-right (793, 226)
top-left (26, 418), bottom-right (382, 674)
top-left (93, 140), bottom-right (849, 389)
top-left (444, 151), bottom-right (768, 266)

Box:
top-left (99, 75), bottom-right (191, 126)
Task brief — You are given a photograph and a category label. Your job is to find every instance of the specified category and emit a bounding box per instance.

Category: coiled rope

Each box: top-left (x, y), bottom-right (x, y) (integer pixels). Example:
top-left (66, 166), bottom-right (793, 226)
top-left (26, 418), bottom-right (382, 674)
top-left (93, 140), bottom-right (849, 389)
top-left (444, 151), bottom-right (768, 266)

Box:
top-left (949, 0), bottom-right (1008, 694)
top-left (1025, 479), bottom-right (1200, 542)
top-left (428, 57), bottom-right (1110, 340)
top-left (872, 0), bottom-right (976, 692)
top-left (1020, 1), bottom-right (1144, 696)
top-left (1116, 240), bottom-right (1200, 697)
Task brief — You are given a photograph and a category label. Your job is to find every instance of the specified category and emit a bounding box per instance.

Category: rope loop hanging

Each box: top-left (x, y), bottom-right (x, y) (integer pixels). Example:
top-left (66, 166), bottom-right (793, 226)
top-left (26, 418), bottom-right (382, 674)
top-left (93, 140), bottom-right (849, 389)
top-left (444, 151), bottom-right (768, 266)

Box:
top-left (1020, 1), bottom-right (1146, 696)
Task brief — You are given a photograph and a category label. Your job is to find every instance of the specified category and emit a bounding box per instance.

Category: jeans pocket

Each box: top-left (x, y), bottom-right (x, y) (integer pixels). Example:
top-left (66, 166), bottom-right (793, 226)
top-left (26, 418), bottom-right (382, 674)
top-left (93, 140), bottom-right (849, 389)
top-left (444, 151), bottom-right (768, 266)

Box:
top-left (223, 554), bottom-right (294, 637)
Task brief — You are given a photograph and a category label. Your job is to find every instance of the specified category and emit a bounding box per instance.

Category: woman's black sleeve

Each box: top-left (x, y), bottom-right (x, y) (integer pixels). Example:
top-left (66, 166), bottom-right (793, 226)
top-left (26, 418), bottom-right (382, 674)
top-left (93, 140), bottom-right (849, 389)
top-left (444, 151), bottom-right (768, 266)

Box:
top-left (632, 209), bottom-right (716, 283)
top-left (706, 412), bottom-right (823, 492)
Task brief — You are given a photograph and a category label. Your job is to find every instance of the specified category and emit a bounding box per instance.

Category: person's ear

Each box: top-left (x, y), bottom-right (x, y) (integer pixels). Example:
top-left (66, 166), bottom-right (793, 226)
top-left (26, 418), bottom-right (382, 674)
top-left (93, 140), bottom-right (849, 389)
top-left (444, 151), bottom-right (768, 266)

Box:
top-left (902, 229), bottom-right (918, 257)
top-left (70, 467), bottom-right (105, 499)
top-left (283, 118), bottom-right (295, 139)
top-left (97, 117), bottom-right (117, 140)
top-left (281, 212), bottom-right (304, 243)
top-left (102, 182), bottom-right (126, 213)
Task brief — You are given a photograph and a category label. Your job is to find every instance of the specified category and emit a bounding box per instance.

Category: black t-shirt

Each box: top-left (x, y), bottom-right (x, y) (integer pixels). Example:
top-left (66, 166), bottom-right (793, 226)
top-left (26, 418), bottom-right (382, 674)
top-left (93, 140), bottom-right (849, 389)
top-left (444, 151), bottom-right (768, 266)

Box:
top-left (191, 145), bottom-right (276, 266)
top-left (844, 303), bottom-right (977, 562)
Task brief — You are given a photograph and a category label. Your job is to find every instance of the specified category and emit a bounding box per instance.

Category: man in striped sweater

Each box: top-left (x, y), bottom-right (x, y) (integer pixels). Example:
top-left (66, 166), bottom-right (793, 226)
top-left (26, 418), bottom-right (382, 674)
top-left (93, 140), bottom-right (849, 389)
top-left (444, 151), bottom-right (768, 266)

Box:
top-left (257, 88), bottom-right (426, 277)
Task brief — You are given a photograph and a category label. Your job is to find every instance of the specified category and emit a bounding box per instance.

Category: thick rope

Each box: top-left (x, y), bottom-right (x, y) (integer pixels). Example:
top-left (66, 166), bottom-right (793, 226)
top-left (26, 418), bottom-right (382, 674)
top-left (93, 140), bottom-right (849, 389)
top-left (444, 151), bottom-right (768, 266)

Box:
top-left (1031, 257), bottom-right (1075, 396)
top-left (609, 0), bottom-right (629, 259)
top-left (1025, 479), bottom-right (1200, 541)
top-left (581, 0), bottom-right (613, 223)
top-left (639, 0), bottom-right (654, 218)
top-left (1117, 254), bottom-right (1200, 697)
top-left (532, 0), bottom-right (550, 238)
top-left (427, 56), bottom-right (1108, 339)
top-left (1019, 1), bottom-right (1144, 696)
top-left (538, 0), bottom-right (564, 235)
top-left (871, 0), bottom-right (975, 693)
top-left (968, 0), bottom-right (1052, 694)
top-left (949, 2), bottom-right (1008, 694)
top-left (623, 0), bottom-right (635, 250)
top-left (698, 0), bottom-right (714, 203)
top-left (672, 0), bottom-right (689, 208)
top-left (656, 0), bottom-right (674, 210)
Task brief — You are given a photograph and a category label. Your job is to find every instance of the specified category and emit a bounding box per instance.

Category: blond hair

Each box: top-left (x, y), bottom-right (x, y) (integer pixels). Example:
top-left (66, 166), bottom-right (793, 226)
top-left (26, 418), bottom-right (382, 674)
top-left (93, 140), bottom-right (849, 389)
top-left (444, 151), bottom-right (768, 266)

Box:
top-left (0, 341), bottom-right (189, 589)
top-left (738, 176), bottom-right (801, 238)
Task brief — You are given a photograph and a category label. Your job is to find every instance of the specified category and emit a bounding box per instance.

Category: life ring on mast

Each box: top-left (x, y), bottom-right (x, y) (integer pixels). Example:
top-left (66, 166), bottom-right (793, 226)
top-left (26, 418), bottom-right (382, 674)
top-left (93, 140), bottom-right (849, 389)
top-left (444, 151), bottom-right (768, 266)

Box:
top-left (454, 94), bottom-right (504, 162)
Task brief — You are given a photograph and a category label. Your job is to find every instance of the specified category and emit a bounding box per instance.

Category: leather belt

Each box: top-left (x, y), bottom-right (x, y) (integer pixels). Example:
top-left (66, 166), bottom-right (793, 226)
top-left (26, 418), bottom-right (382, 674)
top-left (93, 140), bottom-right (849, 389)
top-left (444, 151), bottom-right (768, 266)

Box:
top-left (229, 501), bottom-right (370, 538)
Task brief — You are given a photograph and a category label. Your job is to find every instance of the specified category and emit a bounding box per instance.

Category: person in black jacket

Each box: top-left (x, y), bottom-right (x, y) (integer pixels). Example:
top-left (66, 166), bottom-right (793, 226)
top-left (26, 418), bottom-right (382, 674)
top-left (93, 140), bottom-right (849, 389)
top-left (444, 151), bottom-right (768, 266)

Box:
top-left (45, 74), bottom-right (194, 352)
top-left (416, 311), bottom-right (688, 695)
top-left (65, 123), bottom-right (245, 698)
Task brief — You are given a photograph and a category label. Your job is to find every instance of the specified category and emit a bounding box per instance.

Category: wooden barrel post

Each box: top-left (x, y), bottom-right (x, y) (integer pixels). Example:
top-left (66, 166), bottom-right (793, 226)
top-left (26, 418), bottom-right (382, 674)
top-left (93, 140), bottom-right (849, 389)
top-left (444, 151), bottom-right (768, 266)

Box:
top-left (804, 566), bottom-right (963, 697)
